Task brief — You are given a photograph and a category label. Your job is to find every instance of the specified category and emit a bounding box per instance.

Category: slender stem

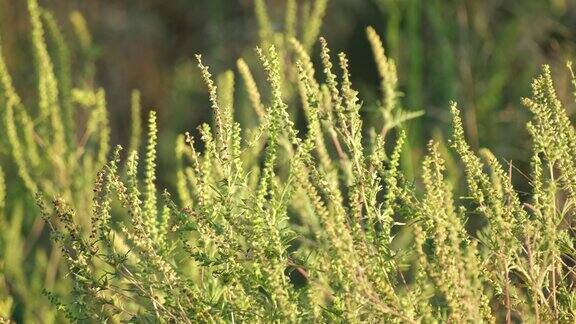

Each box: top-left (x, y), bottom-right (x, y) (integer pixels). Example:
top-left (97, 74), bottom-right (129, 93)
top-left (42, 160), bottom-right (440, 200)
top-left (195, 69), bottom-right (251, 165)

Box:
top-left (525, 232), bottom-right (540, 324)
top-left (503, 260), bottom-right (512, 324)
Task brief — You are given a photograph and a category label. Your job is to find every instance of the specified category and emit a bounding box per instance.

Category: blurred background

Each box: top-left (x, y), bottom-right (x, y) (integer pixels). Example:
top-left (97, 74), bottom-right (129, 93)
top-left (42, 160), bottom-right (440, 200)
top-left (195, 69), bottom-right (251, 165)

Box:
top-left (2, 0), bottom-right (576, 188)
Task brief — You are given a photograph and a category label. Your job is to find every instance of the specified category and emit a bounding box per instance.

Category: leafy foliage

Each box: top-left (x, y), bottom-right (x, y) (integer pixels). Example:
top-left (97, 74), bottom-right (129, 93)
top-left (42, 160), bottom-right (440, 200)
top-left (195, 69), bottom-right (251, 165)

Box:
top-left (0, 0), bottom-right (574, 323)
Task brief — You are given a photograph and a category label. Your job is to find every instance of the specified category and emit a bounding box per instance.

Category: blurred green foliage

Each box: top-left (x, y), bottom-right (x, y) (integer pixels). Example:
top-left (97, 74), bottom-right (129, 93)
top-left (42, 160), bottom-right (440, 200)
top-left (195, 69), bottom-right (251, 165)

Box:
top-left (3, 0), bottom-right (575, 163)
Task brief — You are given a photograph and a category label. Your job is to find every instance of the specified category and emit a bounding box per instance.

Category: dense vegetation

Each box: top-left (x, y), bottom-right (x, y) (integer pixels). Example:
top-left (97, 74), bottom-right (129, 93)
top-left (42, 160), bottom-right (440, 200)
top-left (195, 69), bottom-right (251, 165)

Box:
top-left (0, 0), bottom-right (575, 322)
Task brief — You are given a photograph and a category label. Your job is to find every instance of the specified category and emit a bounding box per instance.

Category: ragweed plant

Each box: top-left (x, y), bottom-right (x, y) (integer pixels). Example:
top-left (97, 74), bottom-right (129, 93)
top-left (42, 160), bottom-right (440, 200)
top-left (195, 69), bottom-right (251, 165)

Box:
top-left (37, 23), bottom-right (425, 322)
top-left (0, 0), bottom-right (138, 321)
top-left (442, 64), bottom-right (576, 321)
top-left (0, 0), bottom-right (109, 216)
top-left (1, 0), bottom-right (575, 323)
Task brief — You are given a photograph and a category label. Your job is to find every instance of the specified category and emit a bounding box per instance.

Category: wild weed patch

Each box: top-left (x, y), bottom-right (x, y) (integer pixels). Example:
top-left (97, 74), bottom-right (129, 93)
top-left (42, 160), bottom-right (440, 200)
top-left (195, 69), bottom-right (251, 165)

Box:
top-left (0, 0), bottom-right (574, 322)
